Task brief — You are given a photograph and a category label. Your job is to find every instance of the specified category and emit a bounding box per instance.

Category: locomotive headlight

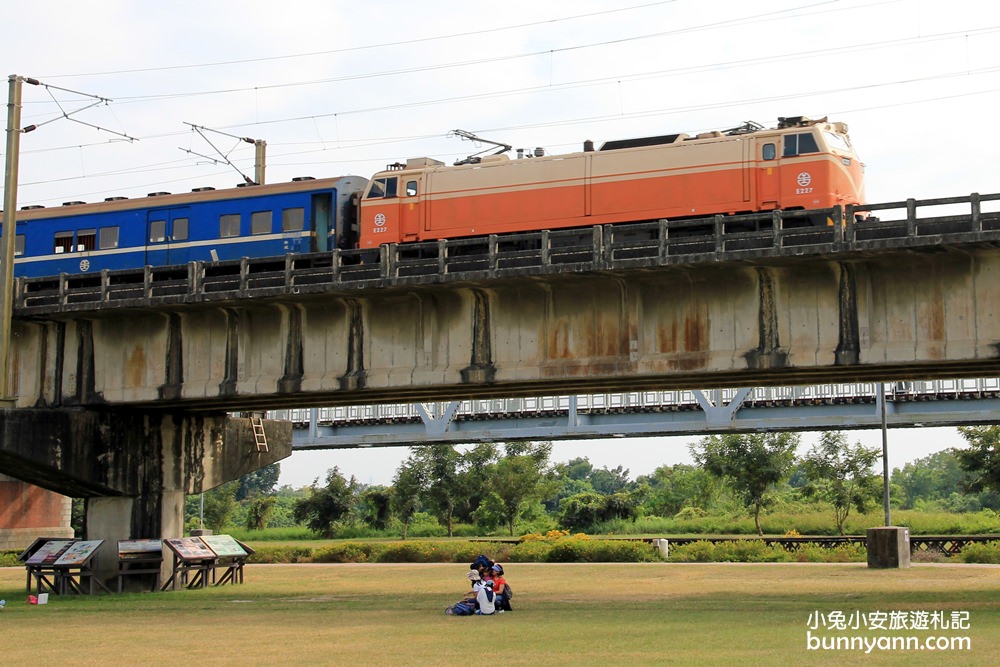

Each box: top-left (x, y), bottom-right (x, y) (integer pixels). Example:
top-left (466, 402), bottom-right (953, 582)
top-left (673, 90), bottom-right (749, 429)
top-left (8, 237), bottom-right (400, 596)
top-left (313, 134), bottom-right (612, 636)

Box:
top-left (842, 157), bottom-right (851, 166)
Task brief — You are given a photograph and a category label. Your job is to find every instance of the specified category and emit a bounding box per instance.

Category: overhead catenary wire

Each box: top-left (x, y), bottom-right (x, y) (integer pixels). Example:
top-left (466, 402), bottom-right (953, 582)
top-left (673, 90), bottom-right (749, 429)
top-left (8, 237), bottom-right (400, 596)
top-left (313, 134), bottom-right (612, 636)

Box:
top-left (7, 1), bottom-right (998, 204)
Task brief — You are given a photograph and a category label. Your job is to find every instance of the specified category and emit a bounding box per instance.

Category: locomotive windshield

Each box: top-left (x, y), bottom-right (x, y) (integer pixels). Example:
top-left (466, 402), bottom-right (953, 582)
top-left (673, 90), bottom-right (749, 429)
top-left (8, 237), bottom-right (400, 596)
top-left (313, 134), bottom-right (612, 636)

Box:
top-left (366, 177), bottom-right (397, 199)
top-left (783, 133), bottom-right (820, 157)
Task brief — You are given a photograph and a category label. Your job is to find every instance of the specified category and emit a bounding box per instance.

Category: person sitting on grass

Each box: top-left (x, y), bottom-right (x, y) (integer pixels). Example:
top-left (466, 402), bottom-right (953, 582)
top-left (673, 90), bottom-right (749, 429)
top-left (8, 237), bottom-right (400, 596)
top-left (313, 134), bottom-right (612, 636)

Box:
top-left (446, 570), bottom-right (485, 616)
top-left (489, 563), bottom-right (511, 612)
top-left (471, 554), bottom-right (494, 579)
top-left (475, 578), bottom-right (496, 615)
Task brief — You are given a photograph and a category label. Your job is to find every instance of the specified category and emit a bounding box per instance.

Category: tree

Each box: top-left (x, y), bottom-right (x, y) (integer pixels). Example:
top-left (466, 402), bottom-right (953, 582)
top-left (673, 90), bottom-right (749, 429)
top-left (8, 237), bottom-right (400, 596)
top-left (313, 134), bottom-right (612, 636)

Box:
top-left (560, 457), bottom-right (594, 481)
top-left (293, 467), bottom-right (359, 537)
top-left (482, 442), bottom-right (553, 536)
top-left (236, 463), bottom-right (280, 501)
top-left (892, 449), bottom-right (975, 510)
top-left (693, 432), bottom-right (799, 535)
top-left (416, 444), bottom-right (464, 537)
top-left (359, 486), bottom-right (393, 531)
top-left (245, 496), bottom-right (276, 530)
top-left (588, 465), bottom-right (632, 494)
top-left (801, 431), bottom-right (881, 535)
top-left (202, 481), bottom-right (239, 532)
top-left (637, 463), bottom-right (718, 517)
top-left (955, 426), bottom-right (1000, 496)
top-left (558, 490), bottom-right (642, 531)
top-left (391, 458), bottom-right (424, 539)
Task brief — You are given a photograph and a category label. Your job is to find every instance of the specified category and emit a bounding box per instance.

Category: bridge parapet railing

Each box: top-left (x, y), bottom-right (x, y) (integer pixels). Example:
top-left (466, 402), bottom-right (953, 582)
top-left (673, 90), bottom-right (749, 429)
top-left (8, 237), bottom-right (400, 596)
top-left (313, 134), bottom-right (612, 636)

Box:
top-left (15, 193), bottom-right (1000, 314)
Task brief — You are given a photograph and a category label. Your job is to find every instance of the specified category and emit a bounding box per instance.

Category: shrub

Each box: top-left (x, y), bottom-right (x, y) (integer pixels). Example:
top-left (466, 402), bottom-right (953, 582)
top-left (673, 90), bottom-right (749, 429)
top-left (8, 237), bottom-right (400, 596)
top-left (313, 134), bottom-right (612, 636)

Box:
top-left (247, 545), bottom-right (316, 563)
top-left (668, 540), bottom-right (717, 563)
top-left (0, 550), bottom-right (19, 567)
top-left (669, 540), bottom-right (790, 563)
top-left (313, 543), bottom-right (376, 563)
top-left (955, 541), bottom-right (1000, 564)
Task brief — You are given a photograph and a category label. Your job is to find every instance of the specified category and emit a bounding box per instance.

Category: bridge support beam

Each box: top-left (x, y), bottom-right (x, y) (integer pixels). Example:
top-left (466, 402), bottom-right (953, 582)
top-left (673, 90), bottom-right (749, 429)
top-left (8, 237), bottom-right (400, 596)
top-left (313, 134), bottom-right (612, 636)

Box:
top-left (0, 408), bottom-right (291, 586)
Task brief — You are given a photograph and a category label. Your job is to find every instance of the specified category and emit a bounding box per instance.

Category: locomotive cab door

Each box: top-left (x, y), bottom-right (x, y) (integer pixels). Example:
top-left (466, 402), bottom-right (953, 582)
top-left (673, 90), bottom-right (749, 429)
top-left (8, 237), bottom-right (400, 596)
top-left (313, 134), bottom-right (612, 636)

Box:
top-left (757, 140), bottom-right (780, 210)
top-left (360, 175), bottom-right (403, 247)
top-left (399, 175), bottom-right (424, 242)
top-left (146, 207), bottom-right (191, 266)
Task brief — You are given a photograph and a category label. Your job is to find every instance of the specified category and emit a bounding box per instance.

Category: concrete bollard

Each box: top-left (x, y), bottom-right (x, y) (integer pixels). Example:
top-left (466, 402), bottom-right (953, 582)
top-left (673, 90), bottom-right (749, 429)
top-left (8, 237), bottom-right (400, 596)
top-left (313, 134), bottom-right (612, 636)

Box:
top-left (653, 538), bottom-right (669, 559)
top-left (866, 526), bottom-right (910, 568)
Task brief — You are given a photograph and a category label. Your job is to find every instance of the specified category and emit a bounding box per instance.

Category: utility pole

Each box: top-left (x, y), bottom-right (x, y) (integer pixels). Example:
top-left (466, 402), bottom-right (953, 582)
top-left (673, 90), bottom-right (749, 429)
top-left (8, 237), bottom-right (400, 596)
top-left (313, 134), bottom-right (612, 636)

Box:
top-left (252, 138), bottom-right (266, 186)
top-left (1, 75), bottom-right (127, 405)
top-left (1, 75), bottom-right (37, 405)
top-left (880, 382), bottom-right (891, 526)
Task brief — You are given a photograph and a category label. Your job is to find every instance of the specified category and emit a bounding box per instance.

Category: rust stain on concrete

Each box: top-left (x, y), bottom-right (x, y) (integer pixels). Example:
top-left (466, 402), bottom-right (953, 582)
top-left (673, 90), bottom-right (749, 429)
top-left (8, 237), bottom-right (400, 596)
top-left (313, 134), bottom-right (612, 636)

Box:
top-left (126, 346), bottom-right (146, 387)
top-left (684, 313), bottom-right (707, 353)
top-left (548, 319), bottom-right (571, 359)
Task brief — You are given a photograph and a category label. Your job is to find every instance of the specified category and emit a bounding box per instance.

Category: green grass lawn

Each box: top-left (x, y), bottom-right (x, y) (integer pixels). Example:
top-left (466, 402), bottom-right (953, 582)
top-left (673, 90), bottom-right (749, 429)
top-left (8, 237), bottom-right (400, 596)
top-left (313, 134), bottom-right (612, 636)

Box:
top-left (2, 562), bottom-right (998, 666)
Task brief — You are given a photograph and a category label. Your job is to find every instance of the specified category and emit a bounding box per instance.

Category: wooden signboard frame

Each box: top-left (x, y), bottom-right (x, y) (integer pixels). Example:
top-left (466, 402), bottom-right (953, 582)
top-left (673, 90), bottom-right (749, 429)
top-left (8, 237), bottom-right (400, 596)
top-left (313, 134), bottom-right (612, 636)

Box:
top-left (52, 540), bottom-right (110, 595)
top-left (201, 535), bottom-right (254, 586)
top-left (18, 537), bottom-right (73, 593)
top-left (23, 539), bottom-right (76, 595)
top-left (161, 537), bottom-right (217, 590)
top-left (117, 539), bottom-right (164, 593)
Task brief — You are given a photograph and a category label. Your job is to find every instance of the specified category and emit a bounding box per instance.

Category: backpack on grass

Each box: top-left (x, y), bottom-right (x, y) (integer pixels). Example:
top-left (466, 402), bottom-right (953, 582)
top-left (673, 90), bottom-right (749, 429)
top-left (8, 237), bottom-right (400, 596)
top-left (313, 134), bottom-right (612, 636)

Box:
top-left (445, 600), bottom-right (476, 616)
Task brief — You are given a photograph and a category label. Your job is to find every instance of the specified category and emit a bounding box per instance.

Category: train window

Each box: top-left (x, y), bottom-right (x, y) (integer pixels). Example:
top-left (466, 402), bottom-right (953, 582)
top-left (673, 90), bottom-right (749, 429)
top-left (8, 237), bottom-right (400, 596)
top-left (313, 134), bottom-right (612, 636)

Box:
top-left (77, 229), bottom-right (97, 252)
top-left (282, 207), bottom-right (304, 232)
top-left (220, 214), bottom-right (241, 238)
top-left (15, 234), bottom-right (24, 257)
top-left (99, 227), bottom-right (119, 250)
top-left (762, 143), bottom-right (776, 161)
top-left (54, 231), bottom-right (73, 254)
top-left (150, 220), bottom-right (167, 243)
top-left (365, 177), bottom-right (398, 199)
top-left (783, 133), bottom-right (820, 157)
top-left (406, 180), bottom-right (418, 196)
top-left (251, 211), bottom-right (272, 235)
top-left (173, 218), bottom-right (189, 241)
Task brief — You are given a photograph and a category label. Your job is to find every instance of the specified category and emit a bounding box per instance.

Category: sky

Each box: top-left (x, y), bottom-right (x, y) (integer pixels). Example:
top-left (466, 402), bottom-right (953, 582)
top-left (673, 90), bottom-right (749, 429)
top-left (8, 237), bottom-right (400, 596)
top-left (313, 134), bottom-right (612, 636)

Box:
top-left (5, 0), bottom-right (999, 487)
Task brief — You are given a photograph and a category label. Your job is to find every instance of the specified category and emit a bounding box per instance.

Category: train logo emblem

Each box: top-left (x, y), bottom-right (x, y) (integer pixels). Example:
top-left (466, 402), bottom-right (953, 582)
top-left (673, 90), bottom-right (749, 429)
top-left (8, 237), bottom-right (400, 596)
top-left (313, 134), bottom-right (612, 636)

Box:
top-left (79, 259), bottom-right (91, 272)
top-left (797, 172), bottom-right (812, 187)
top-left (374, 213), bottom-right (387, 227)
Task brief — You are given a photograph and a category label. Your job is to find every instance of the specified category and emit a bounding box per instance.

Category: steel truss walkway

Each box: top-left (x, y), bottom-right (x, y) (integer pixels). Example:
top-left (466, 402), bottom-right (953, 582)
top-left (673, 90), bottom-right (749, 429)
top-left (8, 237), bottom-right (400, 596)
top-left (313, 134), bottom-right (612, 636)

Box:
top-left (274, 378), bottom-right (1000, 450)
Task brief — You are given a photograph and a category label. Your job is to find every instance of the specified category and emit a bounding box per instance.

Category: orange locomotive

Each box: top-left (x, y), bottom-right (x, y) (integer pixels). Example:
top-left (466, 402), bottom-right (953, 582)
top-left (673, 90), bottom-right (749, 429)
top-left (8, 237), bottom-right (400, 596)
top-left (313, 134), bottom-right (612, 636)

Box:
top-left (358, 116), bottom-right (865, 248)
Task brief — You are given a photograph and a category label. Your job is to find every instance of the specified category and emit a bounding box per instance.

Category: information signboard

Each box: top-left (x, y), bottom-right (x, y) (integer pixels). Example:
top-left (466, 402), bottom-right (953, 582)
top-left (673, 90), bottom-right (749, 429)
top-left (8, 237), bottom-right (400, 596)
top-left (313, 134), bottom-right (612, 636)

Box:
top-left (54, 540), bottom-right (104, 566)
top-left (202, 535), bottom-right (248, 558)
top-left (164, 537), bottom-right (215, 561)
top-left (119, 539), bottom-right (163, 557)
top-left (25, 541), bottom-right (75, 565)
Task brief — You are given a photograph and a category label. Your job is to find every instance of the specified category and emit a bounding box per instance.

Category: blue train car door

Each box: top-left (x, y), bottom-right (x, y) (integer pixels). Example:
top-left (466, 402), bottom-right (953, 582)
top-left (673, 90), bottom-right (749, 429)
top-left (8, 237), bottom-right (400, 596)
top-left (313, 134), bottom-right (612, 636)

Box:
top-left (147, 207), bottom-right (191, 266)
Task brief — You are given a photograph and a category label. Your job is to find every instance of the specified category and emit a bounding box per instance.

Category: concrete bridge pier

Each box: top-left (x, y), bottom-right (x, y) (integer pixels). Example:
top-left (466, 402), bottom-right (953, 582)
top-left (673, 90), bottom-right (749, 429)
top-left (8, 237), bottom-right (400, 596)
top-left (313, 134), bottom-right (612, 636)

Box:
top-left (0, 408), bottom-right (291, 587)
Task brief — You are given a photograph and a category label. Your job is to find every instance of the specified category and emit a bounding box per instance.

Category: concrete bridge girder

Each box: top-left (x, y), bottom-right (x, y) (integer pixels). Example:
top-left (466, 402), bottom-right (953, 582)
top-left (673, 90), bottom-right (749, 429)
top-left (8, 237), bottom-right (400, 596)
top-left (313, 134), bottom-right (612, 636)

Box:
top-left (9, 248), bottom-right (1000, 411)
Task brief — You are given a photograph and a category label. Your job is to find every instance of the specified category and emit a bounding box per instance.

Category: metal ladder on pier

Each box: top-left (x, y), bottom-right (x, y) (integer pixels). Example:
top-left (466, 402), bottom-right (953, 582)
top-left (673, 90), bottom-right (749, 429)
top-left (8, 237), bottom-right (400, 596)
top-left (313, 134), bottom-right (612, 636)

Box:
top-left (251, 416), bottom-right (268, 452)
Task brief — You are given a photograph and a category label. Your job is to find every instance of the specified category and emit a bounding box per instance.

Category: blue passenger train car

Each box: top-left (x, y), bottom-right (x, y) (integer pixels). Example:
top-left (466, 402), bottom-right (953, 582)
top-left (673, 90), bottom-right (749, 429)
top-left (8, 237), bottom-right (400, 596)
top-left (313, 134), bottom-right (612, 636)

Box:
top-left (2, 175), bottom-right (367, 278)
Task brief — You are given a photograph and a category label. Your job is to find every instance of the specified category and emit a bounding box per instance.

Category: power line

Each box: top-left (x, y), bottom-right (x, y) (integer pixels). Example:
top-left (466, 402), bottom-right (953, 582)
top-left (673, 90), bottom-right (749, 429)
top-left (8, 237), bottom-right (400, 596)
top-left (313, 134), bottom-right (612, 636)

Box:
top-left (54, 0), bottom-right (853, 104)
top-left (18, 18), bottom-right (992, 161)
top-left (39, 1), bottom-right (683, 79)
